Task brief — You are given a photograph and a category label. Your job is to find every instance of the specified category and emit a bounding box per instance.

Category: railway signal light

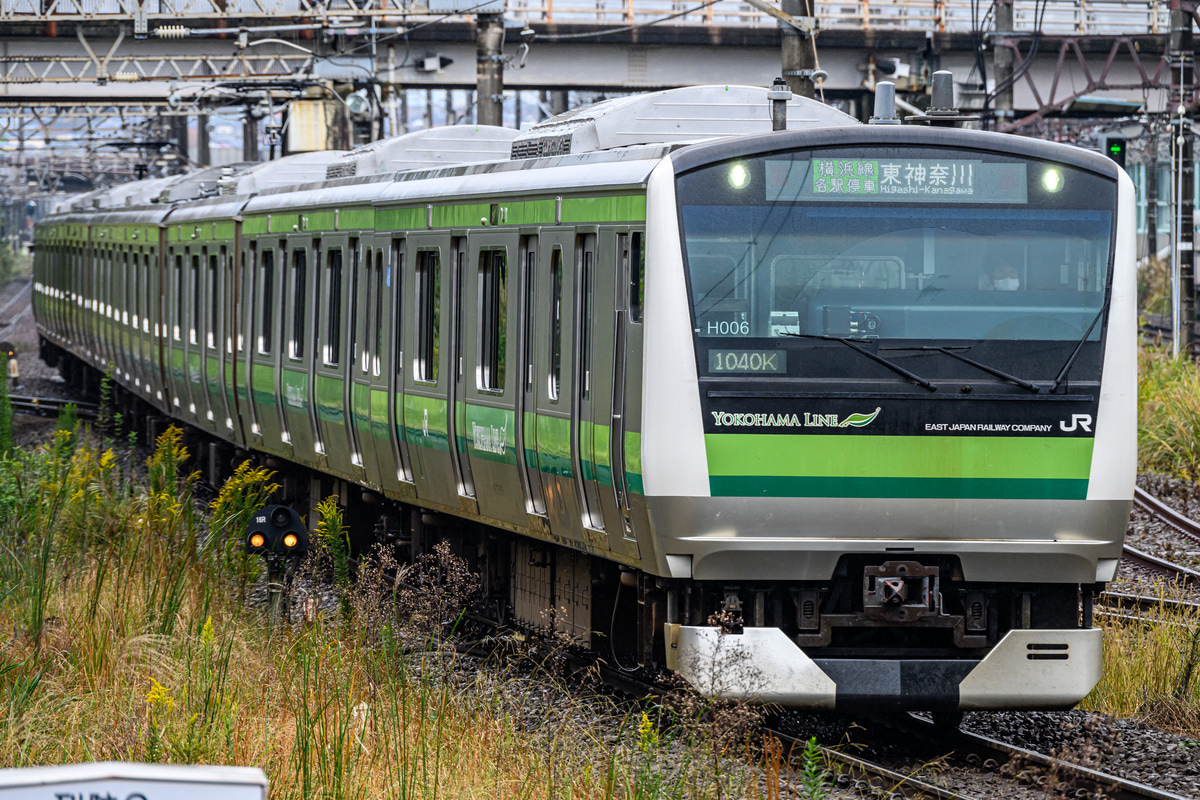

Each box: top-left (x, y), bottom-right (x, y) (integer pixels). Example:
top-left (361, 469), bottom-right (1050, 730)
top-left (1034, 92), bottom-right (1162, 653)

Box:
top-left (245, 504), bottom-right (309, 556)
top-left (1105, 136), bottom-right (1126, 168)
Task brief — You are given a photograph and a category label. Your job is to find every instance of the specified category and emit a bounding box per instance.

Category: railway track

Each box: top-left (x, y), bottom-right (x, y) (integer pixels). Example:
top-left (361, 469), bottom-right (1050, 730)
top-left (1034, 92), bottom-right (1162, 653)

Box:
top-left (7, 394), bottom-right (98, 420)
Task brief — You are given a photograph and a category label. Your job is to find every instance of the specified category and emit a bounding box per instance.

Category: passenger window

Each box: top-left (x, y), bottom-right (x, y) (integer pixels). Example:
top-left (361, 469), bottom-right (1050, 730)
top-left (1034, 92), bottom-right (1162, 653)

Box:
top-left (361, 248), bottom-right (372, 375)
top-left (384, 246), bottom-right (393, 380)
top-left (415, 250), bottom-right (440, 383)
top-left (580, 248), bottom-right (593, 400)
top-left (291, 249), bottom-right (307, 360)
top-left (478, 249), bottom-right (506, 392)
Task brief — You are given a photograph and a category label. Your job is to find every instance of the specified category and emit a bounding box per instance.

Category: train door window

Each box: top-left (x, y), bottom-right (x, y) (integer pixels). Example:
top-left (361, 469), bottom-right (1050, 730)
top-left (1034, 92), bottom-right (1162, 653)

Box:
top-left (259, 250), bottom-right (275, 355)
top-left (325, 248), bottom-right (343, 367)
top-left (454, 243), bottom-right (465, 381)
top-left (523, 248), bottom-right (535, 394)
top-left (223, 247), bottom-right (233, 354)
top-left (361, 249), bottom-right (373, 374)
top-left (208, 254), bottom-right (218, 349)
top-left (348, 240), bottom-right (359, 371)
top-left (174, 254), bottom-right (183, 341)
top-left (190, 254), bottom-right (201, 345)
top-left (580, 247), bottom-right (593, 399)
top-left (124, 250), bottom-right (132, 326)
top-left (478, 249), bottom-right (507, 392)
top-left (380, 246), bottom-right (390, 378)
top-left (630, 231), bottom-right (644, 323)
top-left (290, 248), bottom-right (307, 360)
top-left (549, 248), bottom-right (563, 402)
top-left (142, 253), bottom-right (149, 333)
top-left (415, 249), bottom-right (439, 383)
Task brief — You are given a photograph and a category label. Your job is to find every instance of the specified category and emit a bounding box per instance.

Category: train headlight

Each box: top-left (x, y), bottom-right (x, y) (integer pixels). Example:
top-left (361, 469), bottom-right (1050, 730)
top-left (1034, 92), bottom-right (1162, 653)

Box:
top-left (728, 163), bottom-right (751, 190)
top-left (1041, 168), bottom-right (1064, 193)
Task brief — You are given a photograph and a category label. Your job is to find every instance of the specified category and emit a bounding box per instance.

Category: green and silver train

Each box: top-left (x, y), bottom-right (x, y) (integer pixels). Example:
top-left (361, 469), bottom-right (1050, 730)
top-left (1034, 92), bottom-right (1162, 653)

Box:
top-left (33, 82), bottom-right (1135, 713)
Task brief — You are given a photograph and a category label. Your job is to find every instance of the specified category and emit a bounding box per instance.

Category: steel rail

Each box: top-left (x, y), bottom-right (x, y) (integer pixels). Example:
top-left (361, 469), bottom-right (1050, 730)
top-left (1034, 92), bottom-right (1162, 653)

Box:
top-left (950, 725), bottom-right (1192, 800)
top-left (8, 394), bottom-right (98, 420)
top-left (768, 728), bottom-right (981, 800)
top-left (1122, 544), bottom-right (1200, 584)
top-left (1134, 487), bottom-right (1200, 546)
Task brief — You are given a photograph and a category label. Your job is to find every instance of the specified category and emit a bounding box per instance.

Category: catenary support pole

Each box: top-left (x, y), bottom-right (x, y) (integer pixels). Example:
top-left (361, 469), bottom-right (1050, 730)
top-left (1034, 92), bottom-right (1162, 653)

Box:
top-left (781, 0), bottom-right (815, 98)
top-left (476, 13), bottom-right (505, 126)
top-left (1171, 4), bottom-right (1195, 357)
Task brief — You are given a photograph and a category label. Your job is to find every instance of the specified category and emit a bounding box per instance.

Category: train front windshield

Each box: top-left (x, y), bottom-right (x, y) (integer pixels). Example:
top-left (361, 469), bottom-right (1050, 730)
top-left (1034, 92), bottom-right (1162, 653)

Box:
top-left (677, 147), bottom-right (1117, 388)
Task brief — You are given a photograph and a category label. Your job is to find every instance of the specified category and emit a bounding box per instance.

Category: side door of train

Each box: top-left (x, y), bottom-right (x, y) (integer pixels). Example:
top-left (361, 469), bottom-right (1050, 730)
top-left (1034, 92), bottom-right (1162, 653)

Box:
top-left (462, 229), bottom-right (525, 528)
top-left (401, 233), bottom-right (465, 510)
top-left (534, 229), bottom-right (606, 552)
top-left (164, 243), bottom-right (198, 423)
top-left (200, 244), bottom-right (230, 433)
top-left (581, 228), bottom-right (640, 557)
top-left (373, 236), bottom-right (417, 502)
top-left (347, 233), bottom-right (396, 494)
top-left (313, 233), bottom-right (363, 481)
top-left (283, 230), bottom-right (325, 469)
top-left (245, 238), bottom-right (293, 459)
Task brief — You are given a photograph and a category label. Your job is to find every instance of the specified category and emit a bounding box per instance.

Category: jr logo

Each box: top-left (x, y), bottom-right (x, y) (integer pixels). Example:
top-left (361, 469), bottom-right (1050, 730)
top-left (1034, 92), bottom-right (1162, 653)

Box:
top-left (1059, 414), bottom-right (1093, 433)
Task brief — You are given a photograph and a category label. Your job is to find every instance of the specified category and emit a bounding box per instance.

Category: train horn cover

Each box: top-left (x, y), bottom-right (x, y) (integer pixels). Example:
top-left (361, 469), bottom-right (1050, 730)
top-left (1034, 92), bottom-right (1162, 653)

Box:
top-left (245, 504), bottom-right (309, 555)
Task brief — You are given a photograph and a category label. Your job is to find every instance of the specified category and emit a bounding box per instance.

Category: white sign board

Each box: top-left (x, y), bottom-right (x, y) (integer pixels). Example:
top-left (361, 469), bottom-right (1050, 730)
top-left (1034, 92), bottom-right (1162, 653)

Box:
top-left (0, 763), bottom-right (268, 800)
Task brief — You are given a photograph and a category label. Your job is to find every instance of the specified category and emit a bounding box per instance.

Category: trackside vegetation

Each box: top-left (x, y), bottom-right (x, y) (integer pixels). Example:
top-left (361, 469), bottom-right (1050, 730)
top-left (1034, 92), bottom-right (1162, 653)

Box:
top-left (0, 423), bottom-right (829, 798)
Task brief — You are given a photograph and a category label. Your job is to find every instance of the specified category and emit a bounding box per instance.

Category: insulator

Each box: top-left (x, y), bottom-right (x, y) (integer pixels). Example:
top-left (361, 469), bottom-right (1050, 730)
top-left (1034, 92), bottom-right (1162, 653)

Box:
top-left (111, 72), bottom-right (140, 82)
top-left (156, 25), bottom-right (189, 38)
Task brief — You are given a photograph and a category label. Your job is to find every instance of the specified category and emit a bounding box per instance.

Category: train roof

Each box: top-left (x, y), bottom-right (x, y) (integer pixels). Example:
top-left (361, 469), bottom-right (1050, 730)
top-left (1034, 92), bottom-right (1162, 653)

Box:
top-left (325, 125), bottom-right (520, 179)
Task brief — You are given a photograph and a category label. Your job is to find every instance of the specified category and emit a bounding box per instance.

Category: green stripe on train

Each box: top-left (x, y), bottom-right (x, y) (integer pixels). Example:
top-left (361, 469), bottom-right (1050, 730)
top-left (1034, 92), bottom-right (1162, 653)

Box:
top-left (704, 434), bottom-right (1093, 499)
top-left (403, 394), bottom-right (449, 451)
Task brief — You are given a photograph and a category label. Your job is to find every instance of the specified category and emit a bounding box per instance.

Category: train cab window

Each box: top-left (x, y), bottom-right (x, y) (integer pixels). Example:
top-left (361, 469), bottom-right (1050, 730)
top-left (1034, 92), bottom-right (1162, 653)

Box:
top-left (630, 231), bottom-right (644, 323)
top-left (325, 248), bottom-right (342, 367)
top-left (190, 254), bottom-right (201, 345)
top-left (290, 249), bottom-right (307, 360)
top-left (478, 249), bottom-right (507, 392)
top-left (259, 250), bottom-right (275, 355)
top-left (415, 250), bottom-right (440, 383)
top-left (207, 254), bottom-right (218, 349)
top-left (549, 248), bottom-right (563, 402)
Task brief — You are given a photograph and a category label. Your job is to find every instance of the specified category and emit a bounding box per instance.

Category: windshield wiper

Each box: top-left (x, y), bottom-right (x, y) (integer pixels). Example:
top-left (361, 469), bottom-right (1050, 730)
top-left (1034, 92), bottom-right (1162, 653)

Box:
top-left (894, 346), bottom-right (1045, 393)
top-left (783, 333), bottom-right (937, 391)
top-left (1049, 305), bottom-right (1107, 393)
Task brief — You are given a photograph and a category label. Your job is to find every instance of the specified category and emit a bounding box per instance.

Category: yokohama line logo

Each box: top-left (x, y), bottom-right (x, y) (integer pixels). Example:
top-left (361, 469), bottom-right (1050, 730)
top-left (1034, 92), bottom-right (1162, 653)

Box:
top-left (711, 408), bottom-right (881, 429)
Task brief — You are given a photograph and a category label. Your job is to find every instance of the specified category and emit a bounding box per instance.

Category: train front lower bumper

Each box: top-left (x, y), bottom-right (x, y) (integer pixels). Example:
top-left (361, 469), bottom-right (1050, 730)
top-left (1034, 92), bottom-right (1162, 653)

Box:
top-left (665, 625), bottom-right (1102, 710)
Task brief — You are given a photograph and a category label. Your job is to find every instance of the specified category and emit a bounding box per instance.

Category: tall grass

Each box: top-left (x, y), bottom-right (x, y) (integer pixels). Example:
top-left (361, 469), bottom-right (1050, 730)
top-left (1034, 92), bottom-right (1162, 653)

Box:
top-left (1138, 345), bottom-right (1200, 477)
top-left (1084, 592), bottom-right (1200, 733)
top-left (0, 426), bottom-right (787, 798)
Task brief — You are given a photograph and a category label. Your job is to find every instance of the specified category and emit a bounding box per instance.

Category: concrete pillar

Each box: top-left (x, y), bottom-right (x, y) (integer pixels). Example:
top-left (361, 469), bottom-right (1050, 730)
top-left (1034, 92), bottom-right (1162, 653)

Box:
top-left (197, 114), bottom-right (210, 167)
top-left (781, 0), bottom-right (815, 98)
top-left (992, 0), bottom-right (1013, 129)
top-left (424, 88), bottom-right (434, 130)
top-left (168, 115), bottom-right (188, 169)
top-left (476, 13), bottom-right (505, 126)
top-left (550, 90), bottom-right (568, 116)
top-left (242, 115), bottom-right (259, 161)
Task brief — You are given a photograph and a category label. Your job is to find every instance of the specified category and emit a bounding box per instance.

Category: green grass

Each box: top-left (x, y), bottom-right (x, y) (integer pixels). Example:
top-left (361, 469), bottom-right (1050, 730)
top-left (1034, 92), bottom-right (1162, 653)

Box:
top-left (0, 426), bottom-right (801, 798)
